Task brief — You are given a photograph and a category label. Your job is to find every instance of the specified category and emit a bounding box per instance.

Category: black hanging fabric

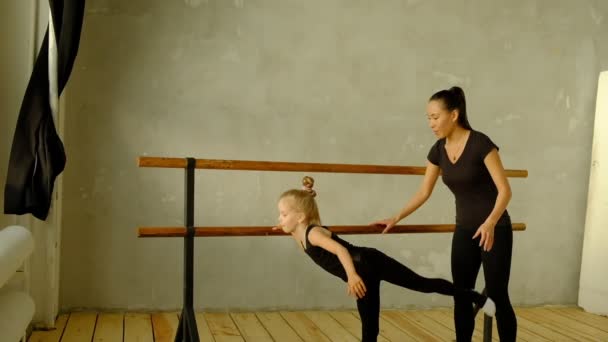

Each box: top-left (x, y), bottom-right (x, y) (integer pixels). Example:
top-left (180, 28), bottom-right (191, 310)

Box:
top-left (4, 0), bottom-right (86, 220)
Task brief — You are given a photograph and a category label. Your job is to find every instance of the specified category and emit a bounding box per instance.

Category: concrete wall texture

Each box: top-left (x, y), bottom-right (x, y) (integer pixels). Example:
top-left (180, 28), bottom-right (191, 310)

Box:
top-left (39, 0), bottom-right (608, 311)
top-left (1, 2), bottom-right (34, 230)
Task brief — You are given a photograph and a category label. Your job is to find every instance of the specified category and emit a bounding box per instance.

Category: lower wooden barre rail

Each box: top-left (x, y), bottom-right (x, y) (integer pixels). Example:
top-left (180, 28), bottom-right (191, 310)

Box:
top-left (138, 223), bottom-right (526, 237)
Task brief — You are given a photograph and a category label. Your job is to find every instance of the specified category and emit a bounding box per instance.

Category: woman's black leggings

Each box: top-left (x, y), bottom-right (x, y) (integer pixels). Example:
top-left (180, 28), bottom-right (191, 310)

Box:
top-left (451, 223), bottom-right (517, 342)
top-left (354, 248), bottom-right (481, 342)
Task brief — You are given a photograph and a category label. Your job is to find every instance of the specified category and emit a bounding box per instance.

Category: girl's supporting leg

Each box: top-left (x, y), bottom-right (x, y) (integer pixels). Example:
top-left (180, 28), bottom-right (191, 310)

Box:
top-left (356, 278), bottom-right (381, 342)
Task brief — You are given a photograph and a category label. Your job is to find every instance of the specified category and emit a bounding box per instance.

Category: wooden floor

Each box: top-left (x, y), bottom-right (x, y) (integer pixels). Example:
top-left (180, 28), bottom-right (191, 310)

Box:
top-left (28, 306), bottom-right (608, 341)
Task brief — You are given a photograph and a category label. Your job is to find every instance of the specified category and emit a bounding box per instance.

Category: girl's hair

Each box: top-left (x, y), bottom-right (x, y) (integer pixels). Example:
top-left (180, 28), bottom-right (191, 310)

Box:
top-left (429, 86), bottom-right (472, 130)
top-left (279, 176), bottom-right (321, 226)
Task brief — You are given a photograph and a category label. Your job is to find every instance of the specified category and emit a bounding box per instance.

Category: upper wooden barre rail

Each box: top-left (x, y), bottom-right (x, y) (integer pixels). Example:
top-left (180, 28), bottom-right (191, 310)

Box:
top-left (138, 223), bottom-right (526, 238)
top-left (138, 157), bottom-right (529, 178)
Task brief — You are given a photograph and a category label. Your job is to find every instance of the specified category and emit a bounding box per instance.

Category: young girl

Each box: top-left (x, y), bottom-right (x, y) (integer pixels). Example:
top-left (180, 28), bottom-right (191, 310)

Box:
top-left (275, 176), bottom-right (495, 342)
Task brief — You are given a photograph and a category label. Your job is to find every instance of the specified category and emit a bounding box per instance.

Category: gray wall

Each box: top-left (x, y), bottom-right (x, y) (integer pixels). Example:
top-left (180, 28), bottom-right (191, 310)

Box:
top-left (0, 2), bottom-right (34, 230)
top-left (59, 0), bottom-right (608, 311)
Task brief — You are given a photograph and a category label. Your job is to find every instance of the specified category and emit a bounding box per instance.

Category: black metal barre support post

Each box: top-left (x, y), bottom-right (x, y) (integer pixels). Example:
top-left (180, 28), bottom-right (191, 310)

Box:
top-left (175, 158), bottom-right (200, 342)
top-left (484, 315), bottom-right (493, 342)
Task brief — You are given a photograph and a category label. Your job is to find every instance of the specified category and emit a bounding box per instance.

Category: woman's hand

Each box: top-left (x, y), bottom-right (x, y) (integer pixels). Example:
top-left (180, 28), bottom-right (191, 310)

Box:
top-left (347, 273), bottom-right (367, 299)
top-left (473, 221), bottom-right (496, 251)
top-left (371, 217), bottom-right (398, 234)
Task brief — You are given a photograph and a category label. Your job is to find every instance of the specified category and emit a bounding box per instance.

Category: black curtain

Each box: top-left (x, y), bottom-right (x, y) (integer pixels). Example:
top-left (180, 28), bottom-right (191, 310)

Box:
top-left (4, 0), bottom-right (86, 220)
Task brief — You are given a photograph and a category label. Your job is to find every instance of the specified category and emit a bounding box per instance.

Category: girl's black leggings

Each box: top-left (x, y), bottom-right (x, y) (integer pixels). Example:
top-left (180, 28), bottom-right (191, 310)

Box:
top-left (354, 247), bottom-right (482, 342)
top-left (451, 223), bottom-right (517, 342)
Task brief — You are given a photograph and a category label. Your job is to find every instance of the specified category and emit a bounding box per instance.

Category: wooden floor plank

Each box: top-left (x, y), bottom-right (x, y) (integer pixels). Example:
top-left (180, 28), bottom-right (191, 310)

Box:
top-left (515, 326), bottom-right (552, 342)
top-left (517, 308), bottom-right (597, 341)
top-left (231, 313), bottom-right (273, 342)
top-left (28, 314), bottom-right (69, 342)
top-left (205, 313), bottom-right (245, 342)
top-left (550, 307), bottom-right (608, 333)
top-left (303, 311), bottom-right (358, 342)
top-left (151, 312), bottom-right (179, 342)
top-left (256, 312), bottom-right (303, 341)
top-left (533, 308), bottom-right (608, 341)
top-left (380, 311), bottom-right (426, 341)
top-left (513, 313), bottom-right (574, 341)
top-left (327, 311), bottom-right (389, 342)
top-left (329, 311), bottom-right (390, 342)
top-left (401, 310), bottom-right (454, 341)
top-left (195, 312), bottom-right (216, 341)
top-left (280, 311), bottom-right (331, 342)
top-left (37, 306), bottom-right (607, 342)
top-left (421, 309), bottom-right (458, 335)
top-left (60, 312), bottom-right (97, 342)
top-left (124, 313), bottom-right (153, 342)
top-left (93, 313), bottom-right (124, 341)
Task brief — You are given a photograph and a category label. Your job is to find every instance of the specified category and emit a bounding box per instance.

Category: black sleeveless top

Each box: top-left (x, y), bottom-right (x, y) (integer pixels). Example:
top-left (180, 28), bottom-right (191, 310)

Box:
top-left (427, 130), bottom-right (510, 227)
top-left (303, 225), bottom-right (362, 282)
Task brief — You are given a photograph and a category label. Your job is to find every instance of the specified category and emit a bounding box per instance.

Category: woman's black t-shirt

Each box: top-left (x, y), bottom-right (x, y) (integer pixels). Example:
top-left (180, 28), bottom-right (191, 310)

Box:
top-left (427, 130), bottom-right (510, 228)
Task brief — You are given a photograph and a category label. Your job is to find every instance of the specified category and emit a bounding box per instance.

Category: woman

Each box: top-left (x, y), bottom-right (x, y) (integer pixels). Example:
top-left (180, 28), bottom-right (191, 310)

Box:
top-left (373, 86), bottom-right (517, 341)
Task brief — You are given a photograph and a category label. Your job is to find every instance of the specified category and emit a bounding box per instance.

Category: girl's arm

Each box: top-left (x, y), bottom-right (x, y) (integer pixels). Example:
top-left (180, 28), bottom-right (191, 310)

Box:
top-left (308, 227), bottom-right (367, 299)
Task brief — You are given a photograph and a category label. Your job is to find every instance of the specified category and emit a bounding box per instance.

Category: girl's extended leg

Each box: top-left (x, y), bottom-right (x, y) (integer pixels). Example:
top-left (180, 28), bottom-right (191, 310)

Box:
top-left (368, 248), bottom-right (475, 299)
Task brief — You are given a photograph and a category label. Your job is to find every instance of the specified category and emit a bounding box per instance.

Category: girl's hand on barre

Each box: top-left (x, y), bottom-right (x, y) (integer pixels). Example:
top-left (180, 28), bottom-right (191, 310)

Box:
top-left (272, 225), bottom-right (287, 233)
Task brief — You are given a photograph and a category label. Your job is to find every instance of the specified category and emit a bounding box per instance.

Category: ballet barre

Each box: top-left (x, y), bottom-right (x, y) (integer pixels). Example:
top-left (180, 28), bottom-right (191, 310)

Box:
top-left (137, 156), bottom-right (528, 342)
